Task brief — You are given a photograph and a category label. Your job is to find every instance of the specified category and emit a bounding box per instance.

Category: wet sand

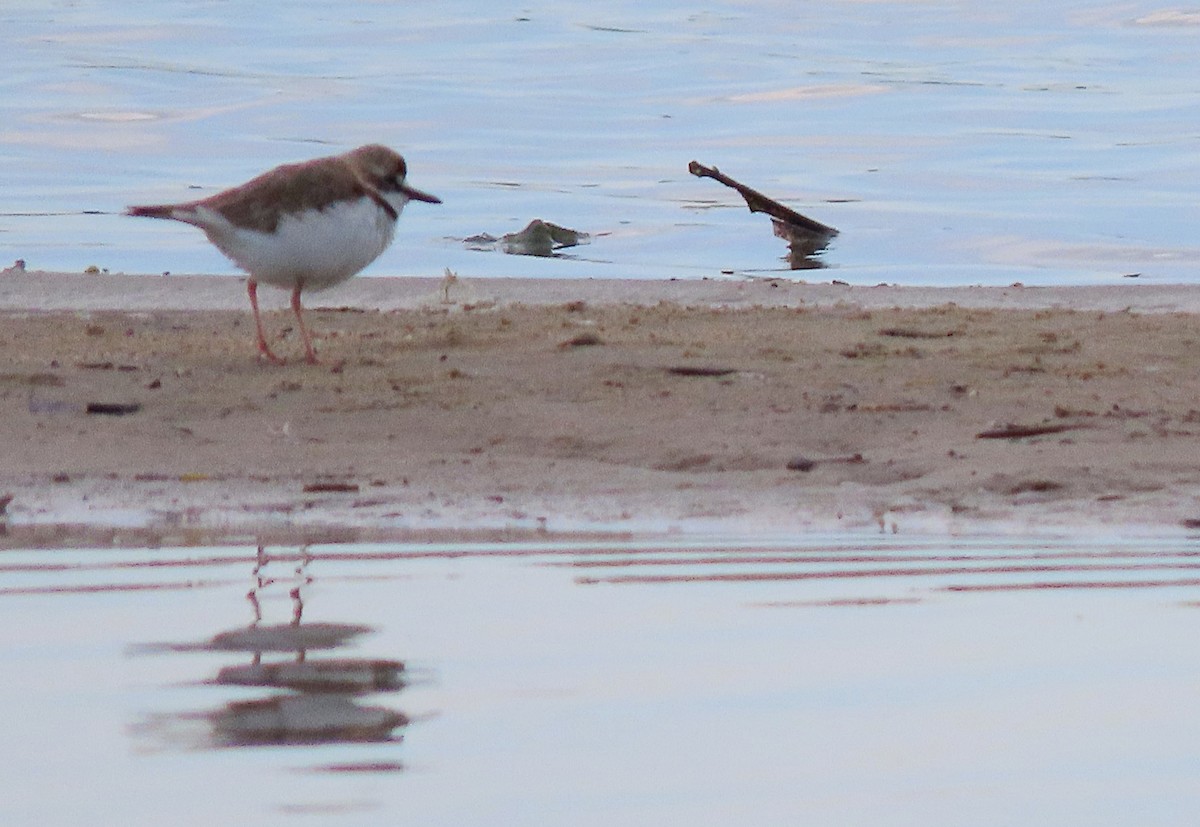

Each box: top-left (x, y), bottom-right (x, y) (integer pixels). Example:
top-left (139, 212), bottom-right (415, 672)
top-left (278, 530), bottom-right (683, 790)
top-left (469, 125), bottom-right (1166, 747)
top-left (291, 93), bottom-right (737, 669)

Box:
top-left (4, 271), bottom-right (1200, 544)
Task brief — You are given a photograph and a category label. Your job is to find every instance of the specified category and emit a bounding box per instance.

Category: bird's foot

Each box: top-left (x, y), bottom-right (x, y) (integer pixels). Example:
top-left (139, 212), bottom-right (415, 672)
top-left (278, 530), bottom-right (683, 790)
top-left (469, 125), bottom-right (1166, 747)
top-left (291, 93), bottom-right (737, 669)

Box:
top-left (257, 342), bottom-right (287, 365)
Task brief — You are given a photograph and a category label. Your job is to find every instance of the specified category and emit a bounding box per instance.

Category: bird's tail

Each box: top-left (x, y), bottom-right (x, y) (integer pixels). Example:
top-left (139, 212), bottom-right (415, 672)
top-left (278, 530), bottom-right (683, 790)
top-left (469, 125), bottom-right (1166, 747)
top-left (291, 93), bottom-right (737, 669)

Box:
top-left (126, 204), bottom-right (180, 219)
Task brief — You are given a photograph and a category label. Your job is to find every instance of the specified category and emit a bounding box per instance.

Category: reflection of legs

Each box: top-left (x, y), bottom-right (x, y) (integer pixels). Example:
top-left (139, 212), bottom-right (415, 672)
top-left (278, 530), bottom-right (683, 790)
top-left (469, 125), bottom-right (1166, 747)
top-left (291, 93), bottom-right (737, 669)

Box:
top-left (291, 284), bottom-right (318, 364)
top-left (247, 279), bottom-right (284, 364)
top-left (291, 546), bottom-right (314, 627)
top-left (247, 545), bottom-right (268, 625)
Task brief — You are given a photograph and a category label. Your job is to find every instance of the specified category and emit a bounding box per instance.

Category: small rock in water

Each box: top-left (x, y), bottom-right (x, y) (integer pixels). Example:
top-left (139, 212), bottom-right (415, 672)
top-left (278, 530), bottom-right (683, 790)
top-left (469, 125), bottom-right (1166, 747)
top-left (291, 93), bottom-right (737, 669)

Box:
top-left (463, 220), bottom-right (589, 257)
top-left (502, 219), bottom-right (587, 256)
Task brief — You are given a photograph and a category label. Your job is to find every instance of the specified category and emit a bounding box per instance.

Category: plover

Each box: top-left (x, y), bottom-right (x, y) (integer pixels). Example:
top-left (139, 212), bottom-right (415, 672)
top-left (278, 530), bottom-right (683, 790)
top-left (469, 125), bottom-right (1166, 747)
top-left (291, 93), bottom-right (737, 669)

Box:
top-left (128, 144), bottom-right (440, 364)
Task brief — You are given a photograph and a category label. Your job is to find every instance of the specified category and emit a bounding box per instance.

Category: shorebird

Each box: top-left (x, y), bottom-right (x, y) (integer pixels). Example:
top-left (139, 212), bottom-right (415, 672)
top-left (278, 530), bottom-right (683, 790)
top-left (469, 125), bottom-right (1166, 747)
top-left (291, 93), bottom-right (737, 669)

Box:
top-left (128, 144), bottom-right (440, 364)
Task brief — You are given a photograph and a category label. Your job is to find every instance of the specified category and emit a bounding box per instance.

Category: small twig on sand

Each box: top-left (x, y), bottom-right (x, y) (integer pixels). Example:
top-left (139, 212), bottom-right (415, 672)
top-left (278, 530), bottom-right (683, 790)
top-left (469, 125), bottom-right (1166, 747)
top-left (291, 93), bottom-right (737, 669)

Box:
top-left (786, 453), bottom-right (865, 472)
top-left (975, 422), bottom-right (1088, 440)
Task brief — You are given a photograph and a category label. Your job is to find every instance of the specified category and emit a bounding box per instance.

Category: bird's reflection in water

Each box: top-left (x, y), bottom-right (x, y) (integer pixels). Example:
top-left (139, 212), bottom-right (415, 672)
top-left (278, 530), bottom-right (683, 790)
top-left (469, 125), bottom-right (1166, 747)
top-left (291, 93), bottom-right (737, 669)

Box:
top-left (139, 544), bottom-right (409, 752)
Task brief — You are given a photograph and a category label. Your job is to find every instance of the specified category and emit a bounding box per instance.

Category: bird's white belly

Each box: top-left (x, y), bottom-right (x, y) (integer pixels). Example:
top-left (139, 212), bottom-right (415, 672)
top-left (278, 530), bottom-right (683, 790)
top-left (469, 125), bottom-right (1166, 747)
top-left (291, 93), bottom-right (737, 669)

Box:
top-left (209, 198), bottom-right (400, 290)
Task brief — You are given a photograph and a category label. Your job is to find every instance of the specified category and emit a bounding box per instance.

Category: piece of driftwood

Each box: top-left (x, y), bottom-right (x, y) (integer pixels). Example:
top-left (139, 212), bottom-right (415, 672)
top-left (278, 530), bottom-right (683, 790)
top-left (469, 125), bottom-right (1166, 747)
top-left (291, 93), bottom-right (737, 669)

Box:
top-left (786, 453), bottom-right (865, 472)
top-left (688, 161), bottom-right (837, 268)
top-left (303, 482), bottom-right (361, 494)
top-left (975, 422), bottom-right (1086, 440)
top-left (878, 327), bottom-right (961, 339)
top-left (665, 366), bottom-right (738, 377)
top-left (688, 161), bottom-right (838, 236)
top-left (85, 402), bottom-right (141, 416)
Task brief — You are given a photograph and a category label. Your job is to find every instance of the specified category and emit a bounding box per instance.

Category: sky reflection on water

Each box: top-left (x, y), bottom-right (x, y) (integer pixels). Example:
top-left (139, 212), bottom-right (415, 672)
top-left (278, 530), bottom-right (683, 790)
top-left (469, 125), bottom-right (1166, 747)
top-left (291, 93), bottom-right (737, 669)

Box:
top-left (2, 1), bottom-right (1200, 284)
top-left (2, 534), bottom-right (1200, 825)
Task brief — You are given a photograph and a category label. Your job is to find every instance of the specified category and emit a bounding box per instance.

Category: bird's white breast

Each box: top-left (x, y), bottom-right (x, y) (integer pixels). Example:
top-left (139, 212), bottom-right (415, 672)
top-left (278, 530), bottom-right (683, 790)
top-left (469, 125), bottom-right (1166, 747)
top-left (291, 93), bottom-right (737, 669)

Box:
top-left (202, 197), bottom-right (402, 291)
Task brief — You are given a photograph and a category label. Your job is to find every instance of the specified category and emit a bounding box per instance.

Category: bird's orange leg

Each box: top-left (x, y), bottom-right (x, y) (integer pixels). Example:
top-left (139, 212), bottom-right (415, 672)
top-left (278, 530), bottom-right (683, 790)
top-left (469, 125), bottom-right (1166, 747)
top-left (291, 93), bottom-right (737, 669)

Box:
top-left (247, 279), bottom-right (285, 364)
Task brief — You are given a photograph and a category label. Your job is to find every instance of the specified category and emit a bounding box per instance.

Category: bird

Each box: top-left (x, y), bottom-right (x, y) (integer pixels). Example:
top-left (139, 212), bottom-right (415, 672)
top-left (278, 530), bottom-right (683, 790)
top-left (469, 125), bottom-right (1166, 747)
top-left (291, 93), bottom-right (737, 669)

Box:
top-left (127, 144), bottom-right (441, 364)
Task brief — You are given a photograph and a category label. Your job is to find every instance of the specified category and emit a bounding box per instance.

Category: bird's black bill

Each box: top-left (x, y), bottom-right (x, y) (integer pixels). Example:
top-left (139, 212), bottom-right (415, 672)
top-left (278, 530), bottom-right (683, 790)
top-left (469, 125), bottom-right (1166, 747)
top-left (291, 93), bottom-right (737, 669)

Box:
top-left (401, 183), bottom-right (441, 204)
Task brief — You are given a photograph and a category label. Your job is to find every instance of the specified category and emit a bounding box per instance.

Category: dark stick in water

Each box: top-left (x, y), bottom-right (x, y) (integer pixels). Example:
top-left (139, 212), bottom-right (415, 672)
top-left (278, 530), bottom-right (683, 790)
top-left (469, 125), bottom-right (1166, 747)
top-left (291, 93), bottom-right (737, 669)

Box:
top-left (688, 161), bottom-right (838, 238)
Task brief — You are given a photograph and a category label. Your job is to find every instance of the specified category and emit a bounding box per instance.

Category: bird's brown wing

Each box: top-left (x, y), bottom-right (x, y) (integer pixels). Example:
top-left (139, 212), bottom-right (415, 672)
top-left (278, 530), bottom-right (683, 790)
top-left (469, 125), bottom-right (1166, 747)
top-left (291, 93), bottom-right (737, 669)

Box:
top-left (201, 156), bottom-right (393, 233)
top-left (127, 155), bottom-right (399, 231)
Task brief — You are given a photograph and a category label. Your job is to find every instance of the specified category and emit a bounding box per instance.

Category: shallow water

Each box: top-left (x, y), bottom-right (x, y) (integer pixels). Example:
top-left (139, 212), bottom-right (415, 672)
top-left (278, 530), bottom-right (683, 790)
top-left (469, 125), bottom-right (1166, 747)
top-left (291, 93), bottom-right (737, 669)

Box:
top-left (4, 534), bottom-right (1200, 825)
top-left (3, 1), bottom-right (1199, 285)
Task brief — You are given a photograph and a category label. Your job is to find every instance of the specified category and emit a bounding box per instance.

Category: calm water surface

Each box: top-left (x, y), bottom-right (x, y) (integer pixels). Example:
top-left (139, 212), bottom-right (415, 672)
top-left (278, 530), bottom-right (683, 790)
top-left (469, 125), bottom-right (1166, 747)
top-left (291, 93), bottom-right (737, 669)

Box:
top-left (3, 534), bottom-right (1200, 825)
top-left (3, 1), bottom-right (1200, 284)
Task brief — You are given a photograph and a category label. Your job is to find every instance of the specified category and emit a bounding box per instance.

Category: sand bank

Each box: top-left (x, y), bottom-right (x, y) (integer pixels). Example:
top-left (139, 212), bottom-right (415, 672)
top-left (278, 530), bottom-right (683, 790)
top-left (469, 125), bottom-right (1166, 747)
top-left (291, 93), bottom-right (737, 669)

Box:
top-left (4, 271), bottom-right (1200, 545)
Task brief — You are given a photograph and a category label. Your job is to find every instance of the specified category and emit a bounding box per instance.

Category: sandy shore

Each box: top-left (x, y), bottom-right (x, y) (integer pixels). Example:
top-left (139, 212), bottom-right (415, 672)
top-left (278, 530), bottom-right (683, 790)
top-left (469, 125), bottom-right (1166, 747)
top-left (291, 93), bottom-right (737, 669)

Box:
top-left (4, 270), bottom-right (1200, 545)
